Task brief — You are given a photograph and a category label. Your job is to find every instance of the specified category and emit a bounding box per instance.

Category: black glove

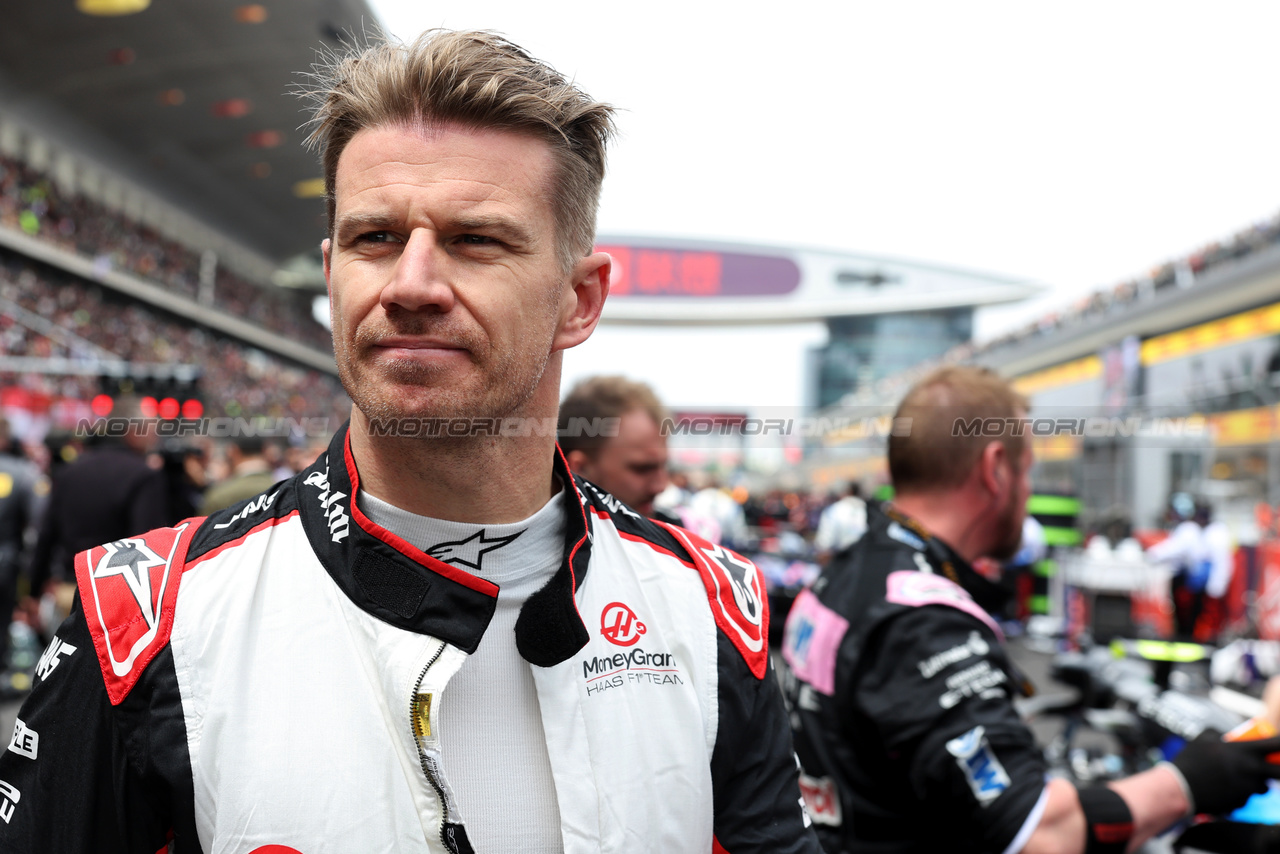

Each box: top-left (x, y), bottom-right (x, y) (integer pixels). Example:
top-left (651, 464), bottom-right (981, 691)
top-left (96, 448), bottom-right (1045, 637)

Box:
top-left (1175, 820), bottom-right (1280, 854)
top-left (1170, 733), bottom-right (1280, 816)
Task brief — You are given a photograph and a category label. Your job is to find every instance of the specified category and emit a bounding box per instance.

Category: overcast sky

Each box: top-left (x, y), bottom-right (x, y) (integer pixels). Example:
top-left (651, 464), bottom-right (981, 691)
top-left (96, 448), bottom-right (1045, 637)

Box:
top-left (368, 1), bottom-right (1280, 411)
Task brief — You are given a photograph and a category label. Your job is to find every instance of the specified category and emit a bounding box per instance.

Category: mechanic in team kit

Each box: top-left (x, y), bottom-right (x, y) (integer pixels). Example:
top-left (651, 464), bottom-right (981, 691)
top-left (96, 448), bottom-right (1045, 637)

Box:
top-left (782, 365), bottom-right (1280, 854)
top-left (0, 30), bottom-right (818, 853)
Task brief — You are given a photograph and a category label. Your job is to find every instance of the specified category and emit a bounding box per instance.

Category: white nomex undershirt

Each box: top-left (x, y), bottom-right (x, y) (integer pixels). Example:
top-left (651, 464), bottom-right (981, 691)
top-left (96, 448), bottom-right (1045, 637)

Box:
top-left (359, 488), bottom-right (566, 853)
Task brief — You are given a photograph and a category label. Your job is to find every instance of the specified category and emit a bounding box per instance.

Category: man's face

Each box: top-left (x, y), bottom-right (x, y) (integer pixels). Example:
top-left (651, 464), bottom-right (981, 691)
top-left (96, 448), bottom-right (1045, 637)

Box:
top-left (573, 409), bottom-right (669, 516)
top-left (990, 444), bottom-right (1033, 561)
top-left (323, 123), bottom-right (580, 425)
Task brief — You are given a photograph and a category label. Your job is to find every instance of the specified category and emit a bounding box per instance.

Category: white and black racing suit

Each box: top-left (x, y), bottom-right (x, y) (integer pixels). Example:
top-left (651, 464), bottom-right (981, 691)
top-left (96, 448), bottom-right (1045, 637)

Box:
top-left (782, 502), bottom-right (1047, 854)
top-left (0, 423), bottom-right (818, 854)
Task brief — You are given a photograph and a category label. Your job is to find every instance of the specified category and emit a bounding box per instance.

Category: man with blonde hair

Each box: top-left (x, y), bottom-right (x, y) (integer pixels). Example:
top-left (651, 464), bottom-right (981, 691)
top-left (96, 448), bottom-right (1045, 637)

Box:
top-left (1, 30), bottom-right (818, 853)
top-left (783, 365), bottom-right (1280, 854)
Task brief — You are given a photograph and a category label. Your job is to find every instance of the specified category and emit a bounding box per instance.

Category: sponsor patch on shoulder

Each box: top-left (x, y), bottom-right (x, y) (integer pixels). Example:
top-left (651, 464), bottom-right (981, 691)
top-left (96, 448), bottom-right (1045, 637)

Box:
top-left (917, 631), bottom-right (991, 679)
top-left (886, 521), bottom-right (926, 550)
top-left (885, 570), bottom-right (1003, 641)
top-left (782, 588), bottom-right (849, 696)
top-left (662, 522), bottom-right (769, 679)
top-left (75, 523), bottom-right (196, 705)
top-left (0, 777), bottom-right (18, 824)
top-left (798, 772), bottom-right (843, 827)
top-left (946, 725), bottom-right (1011, 805)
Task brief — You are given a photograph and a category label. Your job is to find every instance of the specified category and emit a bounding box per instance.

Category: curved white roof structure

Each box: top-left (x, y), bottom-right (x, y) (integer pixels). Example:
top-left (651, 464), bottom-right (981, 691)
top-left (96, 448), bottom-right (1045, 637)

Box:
top-left (595, 235), bottom-right (1043, 325)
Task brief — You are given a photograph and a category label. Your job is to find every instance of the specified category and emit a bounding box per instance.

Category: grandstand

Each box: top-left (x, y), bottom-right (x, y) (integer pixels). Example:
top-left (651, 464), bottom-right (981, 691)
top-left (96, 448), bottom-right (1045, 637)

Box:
top-left (0, 2), bottom-right (370, 443)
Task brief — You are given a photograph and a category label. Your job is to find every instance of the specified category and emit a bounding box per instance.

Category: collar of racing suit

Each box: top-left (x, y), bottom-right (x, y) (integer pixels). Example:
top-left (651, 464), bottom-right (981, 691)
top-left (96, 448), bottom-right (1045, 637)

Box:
top-left (872, 500), bottom-right (1035, 697)
top-left (875, 499), bottom-right (1013, 623)
top-left (295, 422), bottom-right (596, 666)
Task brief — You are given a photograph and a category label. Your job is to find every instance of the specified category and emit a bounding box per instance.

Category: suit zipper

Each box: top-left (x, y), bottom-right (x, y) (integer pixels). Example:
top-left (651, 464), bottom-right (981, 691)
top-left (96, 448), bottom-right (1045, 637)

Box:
top-left (410, 640), bottom-right (454, 852)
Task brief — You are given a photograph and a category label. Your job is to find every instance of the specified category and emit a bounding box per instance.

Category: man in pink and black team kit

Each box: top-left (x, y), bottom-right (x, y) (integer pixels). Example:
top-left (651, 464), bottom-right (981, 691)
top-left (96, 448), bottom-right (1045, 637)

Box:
top-left (784, 366), bottom-right (1280, 854)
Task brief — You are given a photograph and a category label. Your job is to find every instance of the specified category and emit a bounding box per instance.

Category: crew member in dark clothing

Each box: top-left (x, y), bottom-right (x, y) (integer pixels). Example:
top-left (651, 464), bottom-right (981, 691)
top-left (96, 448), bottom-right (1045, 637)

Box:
top-left (783, 366), bottom-right (1280, 854)
top-left (0, 418), bottom-right (46, 675)
top-left (26, 403), bottom-right (169, 595)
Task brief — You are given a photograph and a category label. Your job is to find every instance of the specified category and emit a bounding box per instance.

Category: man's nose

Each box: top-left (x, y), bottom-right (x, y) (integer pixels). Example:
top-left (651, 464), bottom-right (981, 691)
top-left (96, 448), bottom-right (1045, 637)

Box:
top-left (380, 229), bottom-right (455, 313)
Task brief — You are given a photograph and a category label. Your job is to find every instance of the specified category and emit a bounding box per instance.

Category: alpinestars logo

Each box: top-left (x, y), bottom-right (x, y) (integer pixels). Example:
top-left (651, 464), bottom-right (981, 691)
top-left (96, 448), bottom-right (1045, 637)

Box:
top-left (93, 539), bottom-right (167, 628)
top-left (664, 523), bottom-right (769, 677)
top-left (601, 602), bottom-right (646, 646)
top-left (83, 523), bottom-right (188, 681)
top-left (427, 529), bottom-right (524, 571)
top-left (703, 543), bottom-right (762, 627)
top-left (304, 468), bottom-right (350, 543)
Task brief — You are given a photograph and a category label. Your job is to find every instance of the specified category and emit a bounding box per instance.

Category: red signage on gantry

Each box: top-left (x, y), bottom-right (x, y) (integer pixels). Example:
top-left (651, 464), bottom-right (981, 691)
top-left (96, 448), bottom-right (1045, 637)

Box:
top-left (596, 245), bottom-right (801, 298)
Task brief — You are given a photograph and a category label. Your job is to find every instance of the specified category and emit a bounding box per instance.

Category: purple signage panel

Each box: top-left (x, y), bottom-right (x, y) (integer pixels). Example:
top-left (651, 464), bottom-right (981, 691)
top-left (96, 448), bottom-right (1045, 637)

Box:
top-left (596, 244), bottom-right (801, 298)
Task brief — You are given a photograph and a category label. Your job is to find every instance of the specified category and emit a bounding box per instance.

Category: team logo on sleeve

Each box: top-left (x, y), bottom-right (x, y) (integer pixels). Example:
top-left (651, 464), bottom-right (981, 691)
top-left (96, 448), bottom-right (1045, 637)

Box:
top-left (35, 636), bottom-right (76, 681)
top-left (7, 718), bottom-right (37, 760)
top-left (0, 778), bottom-right (18, 823)
top-left (945, 726), bottom-right (1011, 805)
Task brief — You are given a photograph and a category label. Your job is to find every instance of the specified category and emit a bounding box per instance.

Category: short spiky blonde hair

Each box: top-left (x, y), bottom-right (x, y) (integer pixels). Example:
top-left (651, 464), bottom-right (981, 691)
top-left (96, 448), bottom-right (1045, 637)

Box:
top-left (304, 29), bottom-right (617, 271)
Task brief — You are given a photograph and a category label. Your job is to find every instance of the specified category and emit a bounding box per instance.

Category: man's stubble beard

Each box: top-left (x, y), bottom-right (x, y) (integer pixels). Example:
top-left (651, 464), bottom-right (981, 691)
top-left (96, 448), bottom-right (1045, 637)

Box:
top-left (988, 491), bottom-right (1025, 563)
top-left (335, 313), bottom-right (556, 427)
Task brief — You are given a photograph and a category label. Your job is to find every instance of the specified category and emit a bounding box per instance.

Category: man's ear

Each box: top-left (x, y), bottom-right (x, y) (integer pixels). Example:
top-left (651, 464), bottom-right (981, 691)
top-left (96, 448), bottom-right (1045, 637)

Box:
top-left (979, 441), bottom-right (1008, 499)
top-left (565, 448), bottom-right (593, 479)
top-left (553, 252), bottom-right (611, 352)
top-left (321, 238), bottom-right (333, 300)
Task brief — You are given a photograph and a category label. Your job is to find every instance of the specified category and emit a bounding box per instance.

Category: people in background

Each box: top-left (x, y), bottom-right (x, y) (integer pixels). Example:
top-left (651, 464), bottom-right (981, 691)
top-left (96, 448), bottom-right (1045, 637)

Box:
top-left (0, 417), bottom-right (46, 681)
top-left (783, 365), bottom-right (1280, 854)
top-left (558, 374), bottom-right (673, 521)
top-left (200, 436), bottom-right (277, 515)
top-left (813, 482), bottom-right (867, 562)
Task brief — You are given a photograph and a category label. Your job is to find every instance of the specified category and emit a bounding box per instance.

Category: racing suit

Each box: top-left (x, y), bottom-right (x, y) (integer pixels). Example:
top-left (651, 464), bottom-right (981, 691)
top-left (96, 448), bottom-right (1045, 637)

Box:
top-left (0, 424), bottom-right (818, 854)
top-left (782, 502), bottom-right (1046, 854)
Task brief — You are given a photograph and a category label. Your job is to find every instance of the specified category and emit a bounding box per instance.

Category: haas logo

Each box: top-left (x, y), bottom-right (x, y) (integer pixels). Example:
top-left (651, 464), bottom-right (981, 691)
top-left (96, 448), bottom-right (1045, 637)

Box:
top-left (601, 602), bottom-right (646, 646)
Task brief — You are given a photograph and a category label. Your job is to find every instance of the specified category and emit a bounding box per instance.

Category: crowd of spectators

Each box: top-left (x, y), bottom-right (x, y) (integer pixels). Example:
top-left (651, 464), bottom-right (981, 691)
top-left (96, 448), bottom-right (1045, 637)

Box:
top-left (0, 246), bottom-right (350, 437)
top-left (0, 152), bottom-right (330, 351)
top-left (856, 209), bottom-right (1280, 406)
top-left (967, 210), bottom-right (1280, 360)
